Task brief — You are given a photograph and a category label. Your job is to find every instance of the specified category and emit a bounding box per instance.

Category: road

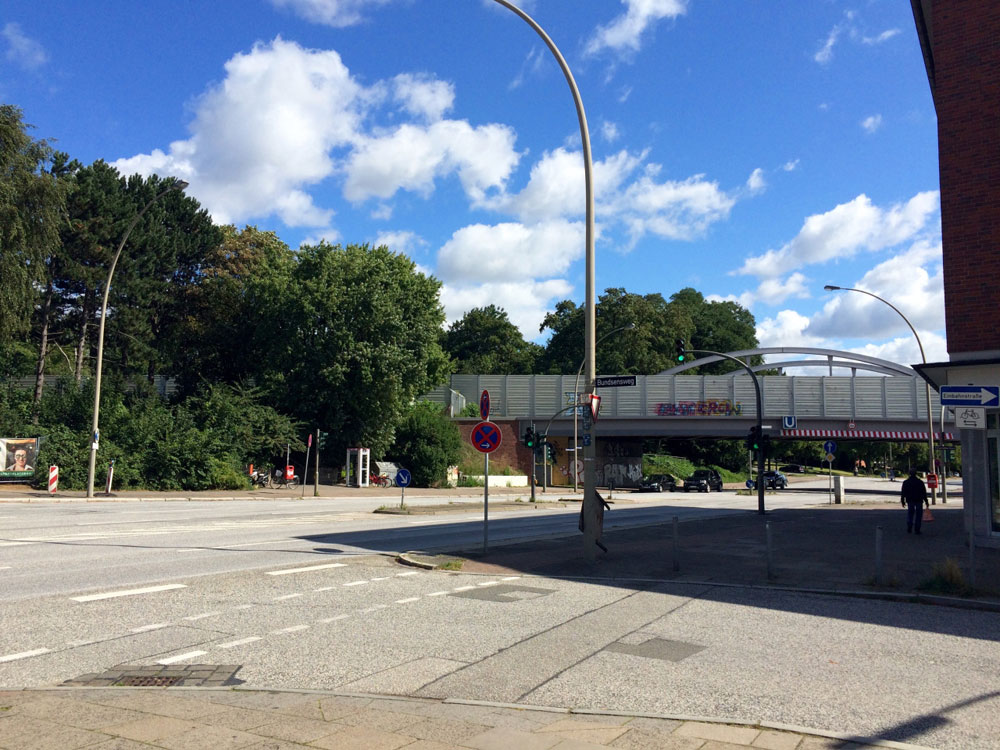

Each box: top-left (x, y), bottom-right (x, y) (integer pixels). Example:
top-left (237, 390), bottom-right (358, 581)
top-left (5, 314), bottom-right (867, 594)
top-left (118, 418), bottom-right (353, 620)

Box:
top-left (2, 480), bottom-right (994, 749)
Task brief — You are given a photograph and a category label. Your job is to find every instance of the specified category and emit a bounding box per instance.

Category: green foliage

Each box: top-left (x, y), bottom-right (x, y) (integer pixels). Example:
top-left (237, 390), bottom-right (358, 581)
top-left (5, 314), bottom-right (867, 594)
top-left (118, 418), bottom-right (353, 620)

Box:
top-left (444, 305), bottom-right (542, 374)
top-left (458, 402), bottom-right (480, 417)
top-left (388, 401), bottom-right (463, 487)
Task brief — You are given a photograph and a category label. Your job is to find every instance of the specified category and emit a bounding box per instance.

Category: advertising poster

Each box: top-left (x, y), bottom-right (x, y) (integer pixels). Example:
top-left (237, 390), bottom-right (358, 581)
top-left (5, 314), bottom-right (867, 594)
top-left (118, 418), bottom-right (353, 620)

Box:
top-left (0, 438), bottom-right (38, 481)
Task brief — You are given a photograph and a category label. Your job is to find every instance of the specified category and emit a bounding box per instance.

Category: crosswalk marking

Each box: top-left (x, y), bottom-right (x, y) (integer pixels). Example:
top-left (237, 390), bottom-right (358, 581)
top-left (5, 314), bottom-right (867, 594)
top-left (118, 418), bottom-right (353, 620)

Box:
top-left (71, 583), bottom-right (186, 602)
top-left (157, 650), bottom-right (206, 665)
top-left (0, 648), bottom-right (49, 663)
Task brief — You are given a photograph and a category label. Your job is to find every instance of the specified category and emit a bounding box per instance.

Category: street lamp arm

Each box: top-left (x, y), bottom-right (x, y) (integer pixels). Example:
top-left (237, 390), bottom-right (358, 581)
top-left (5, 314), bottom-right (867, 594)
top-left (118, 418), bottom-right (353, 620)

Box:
top-left (824, 286), bottom-right (926, 363)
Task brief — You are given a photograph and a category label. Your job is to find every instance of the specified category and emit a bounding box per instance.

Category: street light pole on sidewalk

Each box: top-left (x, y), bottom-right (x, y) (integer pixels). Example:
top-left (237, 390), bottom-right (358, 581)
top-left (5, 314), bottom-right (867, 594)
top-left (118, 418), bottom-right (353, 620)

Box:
top-left (824, 284), bottom-right (939, 504)
top-left (86, 179), bottom-right (189, 498)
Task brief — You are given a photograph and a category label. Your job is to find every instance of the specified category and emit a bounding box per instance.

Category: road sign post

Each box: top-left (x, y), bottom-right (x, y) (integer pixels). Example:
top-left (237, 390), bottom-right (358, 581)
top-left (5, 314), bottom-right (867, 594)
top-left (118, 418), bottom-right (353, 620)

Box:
top-left (469, 420), bottom-right (501, 554)
top-left (395, 468), bottom-right (411, 508)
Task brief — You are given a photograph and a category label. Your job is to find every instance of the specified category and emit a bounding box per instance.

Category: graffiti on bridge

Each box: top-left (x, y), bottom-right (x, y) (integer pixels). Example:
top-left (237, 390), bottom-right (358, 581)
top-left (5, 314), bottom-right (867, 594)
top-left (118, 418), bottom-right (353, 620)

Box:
top-left (655, 400), bottom-right (742, 416)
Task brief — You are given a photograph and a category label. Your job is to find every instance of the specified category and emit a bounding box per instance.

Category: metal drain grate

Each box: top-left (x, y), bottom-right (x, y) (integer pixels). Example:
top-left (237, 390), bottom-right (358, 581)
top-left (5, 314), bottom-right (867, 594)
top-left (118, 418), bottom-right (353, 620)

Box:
top-left (113, 675), bottom-right (183, 687)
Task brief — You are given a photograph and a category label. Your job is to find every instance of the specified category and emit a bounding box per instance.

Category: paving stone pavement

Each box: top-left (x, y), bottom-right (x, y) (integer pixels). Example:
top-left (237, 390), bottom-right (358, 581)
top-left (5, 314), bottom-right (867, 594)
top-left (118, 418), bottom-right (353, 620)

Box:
top-left (0, 687), bottom-right (935, 750)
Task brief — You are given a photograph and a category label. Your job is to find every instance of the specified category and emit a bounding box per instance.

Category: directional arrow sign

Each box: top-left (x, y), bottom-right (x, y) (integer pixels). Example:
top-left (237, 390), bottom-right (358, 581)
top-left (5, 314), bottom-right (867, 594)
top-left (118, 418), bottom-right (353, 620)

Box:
top-left (940, 385), bottom-right (999, 407)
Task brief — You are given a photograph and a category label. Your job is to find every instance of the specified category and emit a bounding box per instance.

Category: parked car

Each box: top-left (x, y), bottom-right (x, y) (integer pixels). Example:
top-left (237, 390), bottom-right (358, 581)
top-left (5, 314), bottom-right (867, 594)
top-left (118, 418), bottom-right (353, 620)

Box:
top-left (682, 469), bottom-right (724, 492)
top-left (761, 470), bottom-right (788, 489)
top-left (778, 464), bottom-right (806, 474)
top-left (638, 474), bottom-right (677, 492)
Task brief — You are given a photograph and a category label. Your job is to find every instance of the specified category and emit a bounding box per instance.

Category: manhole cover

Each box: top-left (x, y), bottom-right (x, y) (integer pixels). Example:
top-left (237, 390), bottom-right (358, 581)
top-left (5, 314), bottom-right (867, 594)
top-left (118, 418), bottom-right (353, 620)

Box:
top-left (113, 675), bottom-right (183, 687)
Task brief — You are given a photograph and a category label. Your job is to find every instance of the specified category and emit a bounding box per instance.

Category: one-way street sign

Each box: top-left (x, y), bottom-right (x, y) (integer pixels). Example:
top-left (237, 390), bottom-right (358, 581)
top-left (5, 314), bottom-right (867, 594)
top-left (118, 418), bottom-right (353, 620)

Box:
top-left (940, 385), bottom-right (1000, 407)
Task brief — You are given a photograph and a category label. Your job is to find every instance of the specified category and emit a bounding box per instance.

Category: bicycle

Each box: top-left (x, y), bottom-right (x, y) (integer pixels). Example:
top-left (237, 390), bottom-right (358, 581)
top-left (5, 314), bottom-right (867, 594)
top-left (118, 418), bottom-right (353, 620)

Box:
top-left (370, 472), bottom-right (392, 488)
top-left (271, 468), bottom-right (299, 489)
top-left (250, 467), bottom-right (271, 488)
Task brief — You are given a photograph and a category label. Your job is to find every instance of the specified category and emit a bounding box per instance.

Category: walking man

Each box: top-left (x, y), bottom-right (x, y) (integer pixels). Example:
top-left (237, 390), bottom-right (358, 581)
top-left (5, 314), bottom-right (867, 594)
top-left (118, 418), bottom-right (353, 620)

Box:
top-left (901, 469), bottom-right (929, 534)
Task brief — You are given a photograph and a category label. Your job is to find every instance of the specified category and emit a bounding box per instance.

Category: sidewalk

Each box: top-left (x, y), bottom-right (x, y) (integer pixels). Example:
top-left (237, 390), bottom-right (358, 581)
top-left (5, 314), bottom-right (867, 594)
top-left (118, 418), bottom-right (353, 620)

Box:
top-left (0, 685), bottom-right (935, 750)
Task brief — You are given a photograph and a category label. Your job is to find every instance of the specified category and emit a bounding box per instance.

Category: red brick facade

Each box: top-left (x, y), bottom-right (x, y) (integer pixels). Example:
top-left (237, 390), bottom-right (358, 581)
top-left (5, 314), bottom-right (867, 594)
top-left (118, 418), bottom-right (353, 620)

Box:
top-left (927, 2), bottom-right (1000, 355)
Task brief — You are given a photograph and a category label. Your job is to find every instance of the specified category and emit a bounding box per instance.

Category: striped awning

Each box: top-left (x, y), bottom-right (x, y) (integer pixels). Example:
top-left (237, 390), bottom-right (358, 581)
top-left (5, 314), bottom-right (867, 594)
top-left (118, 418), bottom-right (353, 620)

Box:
top-left (781, 429), bottom-right (956, 441)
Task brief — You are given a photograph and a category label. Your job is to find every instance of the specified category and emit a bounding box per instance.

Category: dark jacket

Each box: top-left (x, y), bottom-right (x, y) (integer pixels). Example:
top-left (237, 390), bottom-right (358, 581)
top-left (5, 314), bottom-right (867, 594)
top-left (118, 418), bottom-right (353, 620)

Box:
top-left (901, 474), bottom-right (928, 505)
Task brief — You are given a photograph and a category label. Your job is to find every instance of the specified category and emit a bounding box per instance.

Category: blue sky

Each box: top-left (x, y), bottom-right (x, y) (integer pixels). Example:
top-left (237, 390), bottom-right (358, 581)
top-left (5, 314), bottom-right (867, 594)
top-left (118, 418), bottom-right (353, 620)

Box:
top-left (2, 1), bottom-right (943, 369)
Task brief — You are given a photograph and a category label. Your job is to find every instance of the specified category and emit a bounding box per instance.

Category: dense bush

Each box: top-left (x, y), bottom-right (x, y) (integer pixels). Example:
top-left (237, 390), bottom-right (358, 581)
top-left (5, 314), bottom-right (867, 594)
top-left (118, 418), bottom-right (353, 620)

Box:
top-left (388, 401), bottom-right (462, 487)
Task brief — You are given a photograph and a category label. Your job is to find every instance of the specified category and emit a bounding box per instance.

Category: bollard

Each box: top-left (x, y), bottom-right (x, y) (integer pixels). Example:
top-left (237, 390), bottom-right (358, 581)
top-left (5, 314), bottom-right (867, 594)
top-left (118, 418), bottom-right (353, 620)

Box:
top-left (48, 465), bottom-right (58, 495)
top-left (672, 515), bottom-right (679, 572)
top-left (875, 525), bottom-right (884, 586)
top-left (765, 521), bottom-right (773, 580)
top-left (969, 528), bottom-right (976, 590)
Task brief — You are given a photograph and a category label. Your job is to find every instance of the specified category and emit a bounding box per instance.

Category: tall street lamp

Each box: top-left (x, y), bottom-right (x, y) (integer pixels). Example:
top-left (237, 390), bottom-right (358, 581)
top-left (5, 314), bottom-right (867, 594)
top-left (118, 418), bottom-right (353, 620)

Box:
top-left (86, 179), bottom-right (189, 498)
top-left (572, 323), bottom-right (635, 492)
top-left (490, 1), bottom-right (598, 557)
top-left (823, 284), bottom-right (938, 504)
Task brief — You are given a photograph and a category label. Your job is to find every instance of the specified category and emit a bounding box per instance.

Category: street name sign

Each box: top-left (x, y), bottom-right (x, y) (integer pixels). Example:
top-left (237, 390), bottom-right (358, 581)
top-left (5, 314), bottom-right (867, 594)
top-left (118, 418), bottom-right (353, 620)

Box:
top-left (594, 376), bottom-right (637, 388)
top-left (940, 385), bottom-right (999, 407)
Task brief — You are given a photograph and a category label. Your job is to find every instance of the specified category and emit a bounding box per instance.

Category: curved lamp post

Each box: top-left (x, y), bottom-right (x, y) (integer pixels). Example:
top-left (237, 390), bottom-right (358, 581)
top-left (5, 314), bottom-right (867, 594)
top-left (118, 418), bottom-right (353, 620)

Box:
top-left (490, 1), bottom-right (599, 555)
top-left (86, 179), bottom-right (189, 498)
top-left (823, 284), bottom-right (938, 504)
top-left (572, 323), bottom-right (635, 492)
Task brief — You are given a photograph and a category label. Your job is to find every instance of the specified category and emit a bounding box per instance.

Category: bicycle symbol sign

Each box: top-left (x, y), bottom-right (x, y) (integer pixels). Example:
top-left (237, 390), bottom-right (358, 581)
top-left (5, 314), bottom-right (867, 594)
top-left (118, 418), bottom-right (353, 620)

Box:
top-left (471, 421), bottom-right (502, 454)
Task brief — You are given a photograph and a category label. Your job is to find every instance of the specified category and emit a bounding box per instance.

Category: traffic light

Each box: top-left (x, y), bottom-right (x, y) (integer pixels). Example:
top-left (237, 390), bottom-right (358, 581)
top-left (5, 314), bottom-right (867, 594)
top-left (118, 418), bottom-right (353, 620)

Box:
top-left (675, 338), bottom-right (687, 363)
top-left (545, 442), bottom-right (556, 462)
top-left (523, 427), bottom-right (535, 449)
top-left (746, 425), bottom-right (761, 452)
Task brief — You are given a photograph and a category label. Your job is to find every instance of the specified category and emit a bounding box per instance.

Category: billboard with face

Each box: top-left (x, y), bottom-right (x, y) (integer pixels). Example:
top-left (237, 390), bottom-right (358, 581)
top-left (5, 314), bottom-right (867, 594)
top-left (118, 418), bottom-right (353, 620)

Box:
top-left (1, 438), bottom-right (38, 480)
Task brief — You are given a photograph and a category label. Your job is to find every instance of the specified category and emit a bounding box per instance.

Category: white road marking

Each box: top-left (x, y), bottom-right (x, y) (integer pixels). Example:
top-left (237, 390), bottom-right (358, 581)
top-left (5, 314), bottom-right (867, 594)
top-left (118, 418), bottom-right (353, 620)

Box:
top-left (183, 612), bottom-right (220, 621)
top-left (452, 586), bottom-right (476, 591)
top-left (359, 605), bottom-right (388, 614)
top-left (501, 576), bottom-right (521, 581)
top-left (131, 623), bottom-right (171, 633)
top-left (234, 604), bottom-right (253, 610)
top-left (343, 580), bottom-right (367, 587)
top-left (71, 583), bottom-right (186, 602)
top-left (476, 581), bottom-right (499, 587)
top-left (273, 625), bottom-right (309, 634)
top-left (396, 571), bottom-right (419, 577)
top-left (0, 648), bottom-right (50, 663)
top-left (157, 650), bottom-right (207, 665)
top-left (273, 593), bottom-right (302, 601)
top-left (395, 597), bottom-right (420, 604)
top-left (175, 549), bottom-right (202, 553)
top-left (0, 541), bottom-right (34, 547)
top-left (218, 637), bottom-right (261, 649)
top-left (265, 562), bottom-right (346, 576)
top-left (0, 565), bottom-right (11, 570)
top-left (427, 591), bottom-right (450, 597)
top-left (215, 540), bottom-right (286, 549)
top-left (318, 614), bottom-right (349, 623)
top-left (370, 576), bottom-right (390, 581)
top-left (313, 586), bottom-right (338, 592)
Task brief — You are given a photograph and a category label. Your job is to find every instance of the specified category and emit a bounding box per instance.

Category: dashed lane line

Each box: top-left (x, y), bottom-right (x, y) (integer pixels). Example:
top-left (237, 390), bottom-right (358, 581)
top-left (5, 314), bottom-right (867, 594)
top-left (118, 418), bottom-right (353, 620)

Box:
top-left (343, 580), bottom-right (367, 587)
top-left (273, 593), bottom-right (303, 601)
top-left (218, 637), bottom-right (261, 649)
top-left (265, 562), bottom-right (347, 576)
top-left (183, 612), bottom-right (220, 621)
top-left (0, 648), bottom-right (50, 663)
top-left (273, 625), bottom-right (310, 634)
top-left (395, 597), bottom-right (420, 604)
top-left (157, 650), bottom-right (207, 665)
top-left (130, 623), bottom-right (170, 633)
top-left (71, 583), bottom-right (187, 602)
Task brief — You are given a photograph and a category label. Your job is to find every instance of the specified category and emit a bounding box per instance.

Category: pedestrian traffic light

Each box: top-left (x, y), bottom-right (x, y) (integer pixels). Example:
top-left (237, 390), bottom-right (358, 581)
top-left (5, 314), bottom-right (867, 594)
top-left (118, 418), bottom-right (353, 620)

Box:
top-left (675, 338), bottom-right (686, 363)
top-left (523, 427), bottom-right (535, 449)
top-left (746, 426), bottom-right (761, 452)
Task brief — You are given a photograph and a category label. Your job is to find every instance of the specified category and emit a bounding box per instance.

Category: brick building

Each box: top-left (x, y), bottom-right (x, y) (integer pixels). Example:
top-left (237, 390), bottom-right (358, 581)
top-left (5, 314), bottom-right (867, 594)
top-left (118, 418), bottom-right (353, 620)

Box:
top-left (910, 1), bottom-right (1000, 547)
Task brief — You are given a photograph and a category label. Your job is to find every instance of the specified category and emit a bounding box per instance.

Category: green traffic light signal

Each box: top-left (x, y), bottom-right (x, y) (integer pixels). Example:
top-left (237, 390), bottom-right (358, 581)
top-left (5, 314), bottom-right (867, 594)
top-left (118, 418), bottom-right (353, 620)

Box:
top-left (675, 338), bottom-right (686, 362)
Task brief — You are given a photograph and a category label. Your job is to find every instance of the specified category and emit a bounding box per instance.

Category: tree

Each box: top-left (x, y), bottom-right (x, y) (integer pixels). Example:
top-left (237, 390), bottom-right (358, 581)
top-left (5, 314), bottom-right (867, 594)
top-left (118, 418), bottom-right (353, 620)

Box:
top-left (538, 288), bottom-right (693, 375)
top-left (389, 401), bottom-right (463, 487)
top-left (0, 105), bottom-right (68, 346)
top-left (669, 288), bottom-right (760, 375)
top-left (443, 305), bottom-right (542, 374)
top-left (273, 243), bottom-right (450, 460)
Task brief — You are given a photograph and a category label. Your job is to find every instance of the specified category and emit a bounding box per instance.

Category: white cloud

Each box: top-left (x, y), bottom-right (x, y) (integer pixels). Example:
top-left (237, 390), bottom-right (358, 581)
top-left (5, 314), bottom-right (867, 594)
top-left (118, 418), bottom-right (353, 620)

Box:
top-left (299, 227), bottom-right (342, 247)
top-left (2, 22), bottom-right (47, 69)
top-left (436, 220), bottom-right (584, 283)
top-left (585, 0), bottom-right (688, 56)
top-left (807, 238), bottom-right (944, 340)
top-left (392, 73), bottom-right (454, 122)
top-left (343, 120), bottom-right (520, 203)
top-left (814, 11), bottom-right (900, 65)
top-left (269, 0), bottom-right (391, 27)
top-left (782, 159), bottom-right (800, 172)
top-left (113, 38), bottom-right (366, 227)
top-left (508, 46), bottom-right (545, 91)
top-left (440, 279), bottom-right (573, 341)
top-left (735, 191), bottom-right (940, 278)
top-left (814, 25), bottom-right (842, 65)
top-left (861, 114), bottom-right (883, 134)
top-left (862, 29), bottom-right (901, 45)
top-left (756, 309), bottom-right (824, 350)
top-left (746, 167), bottom-right (766, 194)
top-left (601, 120), bottom-right (621, 143)
top-left (373, 229), bottom-right (425, 256)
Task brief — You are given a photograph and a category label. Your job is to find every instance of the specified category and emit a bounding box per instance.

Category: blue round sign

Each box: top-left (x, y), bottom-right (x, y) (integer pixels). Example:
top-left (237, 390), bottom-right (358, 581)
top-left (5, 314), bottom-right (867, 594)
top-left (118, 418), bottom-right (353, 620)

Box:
top-left (823, 440), bottom-right (837, 454)
top-left (395, 469), bottom-right (412, 488)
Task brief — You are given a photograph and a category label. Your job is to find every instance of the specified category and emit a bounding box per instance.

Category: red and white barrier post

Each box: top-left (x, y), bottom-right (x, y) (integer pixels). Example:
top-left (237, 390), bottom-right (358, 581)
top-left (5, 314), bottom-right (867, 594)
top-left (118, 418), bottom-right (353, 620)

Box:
top-left (48, 465), bottom-right (58, 495)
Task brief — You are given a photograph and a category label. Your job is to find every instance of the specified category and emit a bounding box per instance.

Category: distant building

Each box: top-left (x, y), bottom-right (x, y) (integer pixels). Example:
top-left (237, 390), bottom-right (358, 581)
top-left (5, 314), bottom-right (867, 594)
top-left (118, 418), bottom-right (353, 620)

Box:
top-left (910, 1), bottom-right (1000, 546)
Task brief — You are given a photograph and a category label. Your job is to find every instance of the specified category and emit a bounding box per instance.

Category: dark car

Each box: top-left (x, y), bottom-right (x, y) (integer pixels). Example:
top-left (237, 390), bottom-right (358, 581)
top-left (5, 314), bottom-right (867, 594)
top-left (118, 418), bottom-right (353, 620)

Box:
top-left (761, 470), bottom-right (788, 489)
top-left (638, 474), bottom-right (677, 492)
top-left (682, 469), bottom-right (724, 492)
top-left (778, 464), bottom-right (806, 474)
